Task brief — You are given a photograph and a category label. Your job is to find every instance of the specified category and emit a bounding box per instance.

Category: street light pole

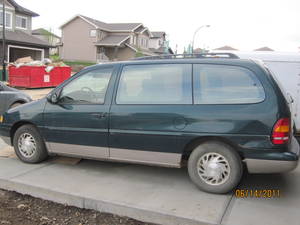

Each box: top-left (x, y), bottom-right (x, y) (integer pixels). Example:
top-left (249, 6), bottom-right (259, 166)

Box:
top-left (2, 1), bottom-right (6, 81)
top-left (192, 25), bottom-right (210, 53)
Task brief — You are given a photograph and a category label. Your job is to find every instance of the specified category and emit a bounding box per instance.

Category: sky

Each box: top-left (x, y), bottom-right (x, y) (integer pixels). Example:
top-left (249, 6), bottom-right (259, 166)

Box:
top-left (18, 0), bottom-right (300, 53)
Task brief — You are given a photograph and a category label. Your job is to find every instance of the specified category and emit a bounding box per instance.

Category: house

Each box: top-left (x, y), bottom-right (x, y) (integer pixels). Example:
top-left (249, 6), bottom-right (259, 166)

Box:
top-left (59, 15), bottom-right (158, 62)
top-left (32, 28), bottom-right (61, 55)
top-left (254, 46), bottom-right (274, 51)
top-left (213, 45), bottom-right (238, 51)
top-left (193, 48), bottom-right (207, 53)
top-left (0, 0), bottom-right (51, 62)
top-left (149, 31), bottom-right (173, 55)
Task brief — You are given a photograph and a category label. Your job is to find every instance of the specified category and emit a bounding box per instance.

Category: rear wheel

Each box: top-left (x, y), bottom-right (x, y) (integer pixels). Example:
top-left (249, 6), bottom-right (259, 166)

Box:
top-left (13, 125), bottom-right (48, 163)
top-left (187, 141), bottom-right (243, 194)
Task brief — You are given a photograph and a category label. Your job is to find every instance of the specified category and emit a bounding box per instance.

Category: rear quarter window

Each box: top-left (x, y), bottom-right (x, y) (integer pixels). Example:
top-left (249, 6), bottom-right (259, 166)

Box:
top-left (193, 64), bottom-right (265, 104)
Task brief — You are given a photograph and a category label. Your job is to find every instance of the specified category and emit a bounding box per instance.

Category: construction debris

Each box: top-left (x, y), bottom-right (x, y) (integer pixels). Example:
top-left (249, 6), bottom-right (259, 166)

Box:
top-left (10, 57), bottom-right (68, 73)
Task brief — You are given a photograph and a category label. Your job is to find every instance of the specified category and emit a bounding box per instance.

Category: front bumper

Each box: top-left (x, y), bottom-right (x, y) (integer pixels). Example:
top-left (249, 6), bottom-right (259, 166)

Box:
top-left (0, 124), bottom-right (11, 145)
top-left (244, 137), bottom-right (299, 173)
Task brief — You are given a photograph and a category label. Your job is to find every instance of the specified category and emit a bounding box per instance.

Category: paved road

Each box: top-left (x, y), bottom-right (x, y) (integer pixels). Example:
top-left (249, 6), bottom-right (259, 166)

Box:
top-left (0, 137), bottom-right (299, 225)
top-left (0, 138), bottom-right (7, 150)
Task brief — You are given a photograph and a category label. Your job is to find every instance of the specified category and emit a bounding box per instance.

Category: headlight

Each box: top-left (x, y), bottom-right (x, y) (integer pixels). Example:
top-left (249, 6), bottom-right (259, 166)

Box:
top-left (0, 115), bottom-right (3, 123)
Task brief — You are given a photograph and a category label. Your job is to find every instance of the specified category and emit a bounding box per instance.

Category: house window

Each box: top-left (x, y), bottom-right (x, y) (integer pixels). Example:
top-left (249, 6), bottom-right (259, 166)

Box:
top-left (0, 11), bottom-right (12, 28)
top-left (90, 29), bottom-right (97, 37)
top-left (133, 36), bottom-right (136, 45)
top-left (16, 15), bottom-right (27, 29)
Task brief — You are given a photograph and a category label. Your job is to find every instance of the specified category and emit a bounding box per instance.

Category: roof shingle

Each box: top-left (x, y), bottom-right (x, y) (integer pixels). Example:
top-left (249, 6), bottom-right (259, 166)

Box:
top-left (32, 28), bottom-right (60, 39)
top-left (8, 0), bottom-right (39, 17)
top-left (254, 46), bottom-right (274, 51)
top-left (0, 30), bottom-right (52, 47)
top-left (80, 15), bottom-right (141, 32)
top-left (151, 32), bottom-right (165, 38)
top-left (95, 35), bottom-right (130, 46)
top-left (213, 45), bottom-right (238, 50)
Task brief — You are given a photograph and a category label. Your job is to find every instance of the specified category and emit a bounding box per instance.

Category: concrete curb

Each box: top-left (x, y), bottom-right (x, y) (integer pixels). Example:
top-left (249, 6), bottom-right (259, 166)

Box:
top-left (0, 178), bottom-right (215, 225)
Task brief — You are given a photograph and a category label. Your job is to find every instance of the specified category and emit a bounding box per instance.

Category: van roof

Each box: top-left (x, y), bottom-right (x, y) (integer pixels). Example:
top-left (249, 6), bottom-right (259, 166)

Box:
top-left (95, 57), bottom-right (256, 68)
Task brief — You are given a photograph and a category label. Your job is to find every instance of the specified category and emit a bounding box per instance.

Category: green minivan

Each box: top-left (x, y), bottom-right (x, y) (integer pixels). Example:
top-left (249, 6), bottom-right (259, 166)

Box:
top-left (0, 54), bottom-right (299, 193)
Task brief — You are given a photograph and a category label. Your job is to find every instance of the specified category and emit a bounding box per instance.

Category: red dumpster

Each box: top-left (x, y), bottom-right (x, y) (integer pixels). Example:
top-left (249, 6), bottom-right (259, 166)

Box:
top-left (9, 65), bottom-right (71, 88)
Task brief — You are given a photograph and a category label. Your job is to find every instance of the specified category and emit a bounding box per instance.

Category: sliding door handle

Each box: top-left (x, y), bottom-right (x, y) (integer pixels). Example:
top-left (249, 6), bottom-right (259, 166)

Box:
top-left (91, 112), bottom-right (107, 119)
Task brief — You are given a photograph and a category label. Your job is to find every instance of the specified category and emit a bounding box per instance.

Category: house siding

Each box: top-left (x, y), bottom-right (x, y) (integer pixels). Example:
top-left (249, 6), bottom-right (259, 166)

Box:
top-left (137, 33), bottom-right (150, 49)
top-left (103, 46), bottom-right (135, 61)
top-left (117, 47), bottom-right (135, 61)
top-left (149, 37), bottom-right (163, 49)
top-left (60, 17), bottom-right (97, 62)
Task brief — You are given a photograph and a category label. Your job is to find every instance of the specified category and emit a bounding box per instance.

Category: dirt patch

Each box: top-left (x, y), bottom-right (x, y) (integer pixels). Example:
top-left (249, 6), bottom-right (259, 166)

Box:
top-left (0, 189), bottom-right (155, 225)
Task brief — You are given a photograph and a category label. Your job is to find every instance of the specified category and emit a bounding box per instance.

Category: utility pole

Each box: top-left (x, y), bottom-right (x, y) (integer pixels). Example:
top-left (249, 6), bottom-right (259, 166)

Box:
top-left (2, 0), bottom-right (6, 81)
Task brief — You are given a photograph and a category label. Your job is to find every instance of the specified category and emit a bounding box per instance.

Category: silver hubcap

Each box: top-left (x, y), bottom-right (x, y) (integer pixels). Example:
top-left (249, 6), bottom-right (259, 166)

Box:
top-left (197, 152), bottom-right (230, 185)
top-left (18, 133), bottom-right (36, 158)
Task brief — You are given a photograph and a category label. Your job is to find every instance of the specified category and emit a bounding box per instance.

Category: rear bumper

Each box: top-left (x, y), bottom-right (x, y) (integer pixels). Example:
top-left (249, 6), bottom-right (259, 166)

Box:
top-left (244, 137), bottom-right (299, 173)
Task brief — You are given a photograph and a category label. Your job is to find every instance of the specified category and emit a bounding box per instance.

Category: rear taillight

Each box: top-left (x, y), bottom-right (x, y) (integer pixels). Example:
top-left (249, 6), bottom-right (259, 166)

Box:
top-left (272, 118), bottom-right (290, 145)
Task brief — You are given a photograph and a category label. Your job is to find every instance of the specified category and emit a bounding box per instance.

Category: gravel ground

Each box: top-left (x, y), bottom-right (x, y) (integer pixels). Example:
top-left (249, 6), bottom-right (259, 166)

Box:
top-left (0, 189), bottom-right (155, 225)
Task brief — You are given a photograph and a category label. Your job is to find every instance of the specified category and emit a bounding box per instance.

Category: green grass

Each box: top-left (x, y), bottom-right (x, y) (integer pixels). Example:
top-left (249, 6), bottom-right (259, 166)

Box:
top-left (50, 54), bottom-right (61, 62)
top-left (64, 61), bottom-right (96, 67)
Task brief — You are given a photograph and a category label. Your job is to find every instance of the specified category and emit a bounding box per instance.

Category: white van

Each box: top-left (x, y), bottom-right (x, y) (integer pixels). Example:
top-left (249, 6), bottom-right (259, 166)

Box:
top-left (212, 51), bottom-right (300, 133)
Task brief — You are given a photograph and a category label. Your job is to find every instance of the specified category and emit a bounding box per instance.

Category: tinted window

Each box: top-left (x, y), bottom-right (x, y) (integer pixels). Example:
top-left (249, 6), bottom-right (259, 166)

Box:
top-left (193, 64), bottom-right (265, 104)
top-left (60, 68), bottom-right (112, 104)
top-left (116, 64), bottom-right (192, 104)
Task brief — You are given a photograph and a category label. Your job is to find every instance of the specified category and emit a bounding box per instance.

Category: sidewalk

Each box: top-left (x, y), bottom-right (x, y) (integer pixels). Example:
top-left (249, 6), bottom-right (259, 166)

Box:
top-left (0, 141), bottom-right (300, 225)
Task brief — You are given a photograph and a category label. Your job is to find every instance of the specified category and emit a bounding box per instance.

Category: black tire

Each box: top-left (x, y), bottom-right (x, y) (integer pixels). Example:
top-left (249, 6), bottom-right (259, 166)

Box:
top-left (13, 125), bottom-right (48, 163)
top-left (9, 102), bottom-right (23, 109)
top-left (187, 141), bottom-right (243, 194)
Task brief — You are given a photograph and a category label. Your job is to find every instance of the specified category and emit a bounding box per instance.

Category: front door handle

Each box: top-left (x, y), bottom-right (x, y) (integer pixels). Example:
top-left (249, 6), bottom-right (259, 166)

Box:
top-left (92, 113), bottom-right (107, 119)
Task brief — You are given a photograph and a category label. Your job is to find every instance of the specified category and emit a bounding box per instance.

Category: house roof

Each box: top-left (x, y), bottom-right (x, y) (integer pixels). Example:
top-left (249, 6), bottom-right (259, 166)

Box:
top-left (254, 46), bottom-right (274, 51)
top-left (149, 47), bottom-right (174, 55)
top-left (0, 30), bottom-right (52, 47)
top-left (95, 35), bottom-right (130, 46)
top-left (32, 28), bottom-right (60, 39)
top-left (151, 32), bottom-right (165, 38)
top-left (213, 45), bottom-right (238, 50)
top-left (61, 15), bottom-right (143, 32)
top-left (7, 0), bottom-right (39, 17)
top-left (125, 44), bottom-right (157, 56)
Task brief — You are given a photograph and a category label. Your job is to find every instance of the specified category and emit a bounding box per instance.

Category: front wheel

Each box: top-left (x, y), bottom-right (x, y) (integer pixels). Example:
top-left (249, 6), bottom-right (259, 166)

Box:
top-left (13, 125), bottom-right (48, 163)
top-left (188, 141), bottom-right (243, 194)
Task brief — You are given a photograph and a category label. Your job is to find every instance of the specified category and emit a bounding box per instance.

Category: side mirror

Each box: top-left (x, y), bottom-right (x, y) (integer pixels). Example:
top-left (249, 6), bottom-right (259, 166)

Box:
top-left (51, 93), bottom-right (59, 103)
top-left (47, 89), bottom-right (61, 104)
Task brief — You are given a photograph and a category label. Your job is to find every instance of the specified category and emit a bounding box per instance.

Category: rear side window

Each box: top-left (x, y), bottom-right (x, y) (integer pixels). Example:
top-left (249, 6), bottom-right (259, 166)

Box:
top-left (193, 64), bottom-right (265, 104)
top-left (116, 64), bottom-right (192, 104)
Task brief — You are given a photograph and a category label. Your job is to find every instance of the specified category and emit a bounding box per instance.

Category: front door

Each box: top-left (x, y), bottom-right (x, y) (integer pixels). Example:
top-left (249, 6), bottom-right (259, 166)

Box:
top-left (43, 66), bottom-right (114, 159)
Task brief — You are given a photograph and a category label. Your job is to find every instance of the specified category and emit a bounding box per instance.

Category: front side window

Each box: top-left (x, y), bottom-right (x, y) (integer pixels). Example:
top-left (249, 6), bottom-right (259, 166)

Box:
top-left (59, 68), bottom-right (112, 104)
top-left (0, 11), bottom-right (12, 28)
top-left (116, 64), bottom-right (192, 104)
top-left (193, 64), bottom-right (265, 104)
top-left (16, 15), bottom-right (27, 29)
